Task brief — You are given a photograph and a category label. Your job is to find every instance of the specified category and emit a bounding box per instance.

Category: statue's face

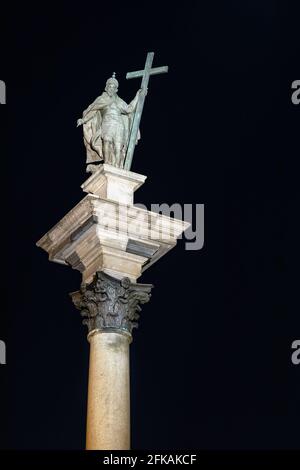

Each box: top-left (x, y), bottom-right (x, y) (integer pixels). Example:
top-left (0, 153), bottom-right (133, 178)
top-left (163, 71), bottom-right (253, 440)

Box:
top-left (106, 82), bottom-right (118, 97)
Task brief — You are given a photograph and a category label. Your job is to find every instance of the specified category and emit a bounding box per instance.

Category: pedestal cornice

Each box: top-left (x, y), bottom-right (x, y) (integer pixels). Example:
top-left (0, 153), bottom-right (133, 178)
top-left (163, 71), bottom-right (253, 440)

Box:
top-left (36, 165), bottom-right (190, 284)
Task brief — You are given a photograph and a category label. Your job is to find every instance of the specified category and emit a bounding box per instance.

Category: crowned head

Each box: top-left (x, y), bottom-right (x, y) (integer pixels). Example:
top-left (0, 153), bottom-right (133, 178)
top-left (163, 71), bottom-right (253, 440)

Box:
top-left (105, 72), bottom-right (119, 96)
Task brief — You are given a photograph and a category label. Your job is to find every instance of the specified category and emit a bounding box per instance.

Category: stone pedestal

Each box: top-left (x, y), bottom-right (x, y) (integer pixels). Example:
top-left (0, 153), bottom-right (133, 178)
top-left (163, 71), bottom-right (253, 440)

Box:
top-left (37, 164), bottom-right (189, 450)
top-left (81, 163), bottom-right (146, 205)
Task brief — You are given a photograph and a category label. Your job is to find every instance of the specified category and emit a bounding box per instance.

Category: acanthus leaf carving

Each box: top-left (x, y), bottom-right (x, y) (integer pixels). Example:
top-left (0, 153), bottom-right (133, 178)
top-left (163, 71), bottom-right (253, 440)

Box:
top-left (70, 271), bottom-right (153, 334)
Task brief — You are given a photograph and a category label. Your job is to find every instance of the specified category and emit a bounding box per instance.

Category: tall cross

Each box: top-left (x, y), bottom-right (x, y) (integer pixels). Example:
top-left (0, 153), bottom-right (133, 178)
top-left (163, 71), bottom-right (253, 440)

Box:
top-left (124, 52), bottom-right (168, 170)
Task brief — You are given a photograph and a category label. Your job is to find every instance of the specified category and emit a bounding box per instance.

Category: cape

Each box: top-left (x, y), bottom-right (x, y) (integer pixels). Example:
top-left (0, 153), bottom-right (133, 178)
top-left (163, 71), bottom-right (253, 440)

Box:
top-left (82, 92), bottom-right (140, 164)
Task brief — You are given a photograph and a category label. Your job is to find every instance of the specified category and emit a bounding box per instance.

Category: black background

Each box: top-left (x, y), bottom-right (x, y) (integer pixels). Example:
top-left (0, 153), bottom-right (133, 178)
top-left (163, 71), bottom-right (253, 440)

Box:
top-left (0, 1), bottom-right (299, 451)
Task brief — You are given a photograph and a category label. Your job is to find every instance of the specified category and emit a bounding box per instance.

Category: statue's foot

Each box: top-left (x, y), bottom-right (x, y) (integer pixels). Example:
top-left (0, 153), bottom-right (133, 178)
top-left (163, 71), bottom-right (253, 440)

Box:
top-left (86, 163), bottom-right (101, 173)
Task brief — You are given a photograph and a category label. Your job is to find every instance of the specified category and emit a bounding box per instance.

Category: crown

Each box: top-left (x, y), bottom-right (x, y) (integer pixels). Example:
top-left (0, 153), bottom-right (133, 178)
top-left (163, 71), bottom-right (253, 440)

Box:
top-left (106, 72), bottom-right (119, 87)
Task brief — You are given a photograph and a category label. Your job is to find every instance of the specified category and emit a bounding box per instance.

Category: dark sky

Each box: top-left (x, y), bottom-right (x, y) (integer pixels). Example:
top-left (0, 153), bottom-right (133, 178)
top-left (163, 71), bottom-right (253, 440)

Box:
top-left (0, 1), bottom-right (299, 451)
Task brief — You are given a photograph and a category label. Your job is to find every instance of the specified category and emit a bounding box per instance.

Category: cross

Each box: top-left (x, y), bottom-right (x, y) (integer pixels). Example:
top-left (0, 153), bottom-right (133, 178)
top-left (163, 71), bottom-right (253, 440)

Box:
top-left (124, 52), bottom-right (168, 170)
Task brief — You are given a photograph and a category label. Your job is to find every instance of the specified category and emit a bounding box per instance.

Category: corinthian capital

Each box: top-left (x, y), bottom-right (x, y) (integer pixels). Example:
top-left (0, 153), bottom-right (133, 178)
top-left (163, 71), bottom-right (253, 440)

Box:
top-left (70, 271), bottom-right (153, 335)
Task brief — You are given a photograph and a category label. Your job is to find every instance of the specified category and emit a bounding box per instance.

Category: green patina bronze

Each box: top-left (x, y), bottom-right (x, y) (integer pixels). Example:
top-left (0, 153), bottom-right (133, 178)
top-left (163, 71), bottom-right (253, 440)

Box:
top-left (124, 52), bottom-right (168, 170)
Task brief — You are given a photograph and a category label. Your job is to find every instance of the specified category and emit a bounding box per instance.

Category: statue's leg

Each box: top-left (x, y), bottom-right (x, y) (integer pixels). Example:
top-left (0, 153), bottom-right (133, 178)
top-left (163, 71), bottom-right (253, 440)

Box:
top-left (103, 141), bottom-right (111, 164)
top-left (119, 148), bottom-right (126, 168)
top-left (110, 142), bottom-right (116, 166)
top-left (114, 142), bottom-right (122, 168)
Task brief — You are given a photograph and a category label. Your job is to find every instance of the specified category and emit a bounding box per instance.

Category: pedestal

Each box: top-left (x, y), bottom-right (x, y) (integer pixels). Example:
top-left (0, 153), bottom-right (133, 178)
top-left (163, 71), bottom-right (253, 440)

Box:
top-left (81, 163), bottom-right (146, 205)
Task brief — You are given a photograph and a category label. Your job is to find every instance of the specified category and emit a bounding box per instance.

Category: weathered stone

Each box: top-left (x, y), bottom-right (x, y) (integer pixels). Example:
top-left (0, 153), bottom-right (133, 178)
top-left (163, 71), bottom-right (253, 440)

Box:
top-left (70, 271), bottom-right (153, 335)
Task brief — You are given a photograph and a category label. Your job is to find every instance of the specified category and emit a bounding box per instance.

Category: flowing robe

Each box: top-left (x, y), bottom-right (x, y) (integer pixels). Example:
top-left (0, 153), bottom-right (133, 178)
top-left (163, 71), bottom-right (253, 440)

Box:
top-left (81, 91), bottom-right (140, 165)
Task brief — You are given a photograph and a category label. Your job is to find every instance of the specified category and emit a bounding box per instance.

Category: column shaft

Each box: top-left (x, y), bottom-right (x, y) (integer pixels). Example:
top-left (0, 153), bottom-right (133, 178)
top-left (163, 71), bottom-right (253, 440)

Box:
top-left (86, 330), bottom-right (131, 450)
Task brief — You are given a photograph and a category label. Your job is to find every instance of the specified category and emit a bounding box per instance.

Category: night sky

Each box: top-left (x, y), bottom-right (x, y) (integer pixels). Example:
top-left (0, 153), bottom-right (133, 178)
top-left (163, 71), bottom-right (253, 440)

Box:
top-left (0, 1), bottom-right (299, 451)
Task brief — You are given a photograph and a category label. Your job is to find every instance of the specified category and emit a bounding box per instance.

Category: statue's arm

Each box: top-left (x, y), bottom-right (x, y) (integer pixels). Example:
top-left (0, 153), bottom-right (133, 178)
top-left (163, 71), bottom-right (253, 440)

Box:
top-left (121, 87), bottom-right (147, 114)
top-left (123, 91), bottom-right (140, 114)
top-left (82, 108), bottom-right (97, 123)
top-left (77, 94), bottom-right (107, 126)
top-left (77, 110), bottom-right (95, 127)
top-left (83, 96), bottom-right (106, 118)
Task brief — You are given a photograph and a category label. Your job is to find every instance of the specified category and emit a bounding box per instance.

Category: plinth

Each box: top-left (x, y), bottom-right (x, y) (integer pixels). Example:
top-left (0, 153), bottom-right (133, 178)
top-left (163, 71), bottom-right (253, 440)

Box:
top-left (37, 164), bottom-right (189, 449)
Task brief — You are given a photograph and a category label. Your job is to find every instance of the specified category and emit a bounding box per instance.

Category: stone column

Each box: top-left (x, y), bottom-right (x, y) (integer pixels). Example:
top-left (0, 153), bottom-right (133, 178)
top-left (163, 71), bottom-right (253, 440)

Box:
top-left (36, 164), bottom-right (190, 449)
top-left (86, 330), bottom-right (131, 450)
top-left (71, 271), bottom-right (153, 450)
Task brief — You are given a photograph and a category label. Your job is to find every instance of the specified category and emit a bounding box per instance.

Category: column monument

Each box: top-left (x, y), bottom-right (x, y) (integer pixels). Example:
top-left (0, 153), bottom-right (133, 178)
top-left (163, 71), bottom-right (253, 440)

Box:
top-left (37, 52), bottom-right (189, 450)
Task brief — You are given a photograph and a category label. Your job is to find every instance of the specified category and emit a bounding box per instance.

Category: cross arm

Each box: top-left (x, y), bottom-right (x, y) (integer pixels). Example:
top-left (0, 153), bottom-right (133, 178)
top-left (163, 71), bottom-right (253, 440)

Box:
top-left (126, 66), bottom-right (169, 80)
